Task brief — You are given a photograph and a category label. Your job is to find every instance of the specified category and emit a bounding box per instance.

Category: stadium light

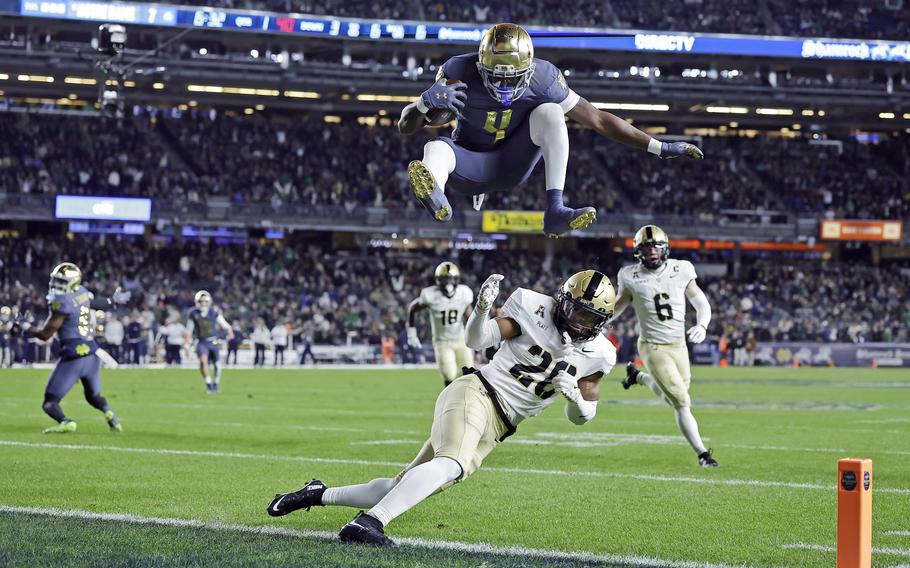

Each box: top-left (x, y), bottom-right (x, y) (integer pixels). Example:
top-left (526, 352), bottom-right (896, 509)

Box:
top-left (17, 74), bottom-right (54, 83)
top-left (756, 108), bottom-right (794, 115)
top-left (152, 82), bottom-right (165, 89)
top-left (705, 106), bottom-right (748, 114)
top-left (904, 113), bottom-right (910, 120)
top-left (64, 77), bottom-right (97, 85)
top-left (591, 102), bottom-right (670, 112)
top-left (356, 94), bottom-right (418, 102)
top-left (0, 73), bottom-right (7, 80)
top-left (187, 85), bottom-right (279, 96)
top-left (801, 109), bottom-right (815, 116)
top-left (284, 90), bottom-right (320, 99)
top-left (878, 112), bottom-right (895, 119)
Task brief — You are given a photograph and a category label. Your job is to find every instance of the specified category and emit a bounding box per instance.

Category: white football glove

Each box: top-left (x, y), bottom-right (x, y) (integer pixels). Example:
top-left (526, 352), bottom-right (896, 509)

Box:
top-left (112, 287), bottom-right (131, 304)
top-left (475, 274), bottom-right (504, 314)
top-left (406, 326), bottom-right (422, 349)
top-left (551, 370), bottom-right (581, 403)
top-left (687, 325), bottom-right (707, 344)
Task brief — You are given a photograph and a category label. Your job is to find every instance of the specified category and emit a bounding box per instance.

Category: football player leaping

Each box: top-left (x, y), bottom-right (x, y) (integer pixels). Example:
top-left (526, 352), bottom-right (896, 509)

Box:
top-left (26, 262), bottom-right (130, 433)
top-left (399, 23), bottom-right (703, 238)
top-left (611, 225), bottom-right (718, 467)
top-left (185, 290), bottom-right (233, 394)
top-left (406, 261), bottom-right (474, 387)
top-left (267, 270), bottom-right (617, 545)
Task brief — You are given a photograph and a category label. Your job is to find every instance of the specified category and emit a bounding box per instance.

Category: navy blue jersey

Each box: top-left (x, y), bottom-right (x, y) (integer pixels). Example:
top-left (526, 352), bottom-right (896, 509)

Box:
top-left (188, 308), bottom-right (221, 341)
top-left (48, 286), bottom-right (98, 360)
top-left (438, 53), bottom-right (573, 151)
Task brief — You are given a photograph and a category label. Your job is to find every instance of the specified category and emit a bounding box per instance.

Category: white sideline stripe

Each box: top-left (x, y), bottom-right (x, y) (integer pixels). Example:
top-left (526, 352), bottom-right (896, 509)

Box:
top-left (4, 439), bottom-right (910, 494)
top-left (782, 543), bottom-right (910, 557)
top-left (0, 504), bottom-right (753, 568)
top-left (888, 531), bottom-right (910, 536)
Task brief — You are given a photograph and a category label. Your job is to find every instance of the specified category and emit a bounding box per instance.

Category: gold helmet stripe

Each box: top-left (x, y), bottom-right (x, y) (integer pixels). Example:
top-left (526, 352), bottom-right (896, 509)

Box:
top-left (582, 271), bottom-right (604, 302)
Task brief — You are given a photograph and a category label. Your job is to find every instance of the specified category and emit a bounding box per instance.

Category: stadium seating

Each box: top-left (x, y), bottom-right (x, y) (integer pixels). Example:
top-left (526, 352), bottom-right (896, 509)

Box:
top-left (1, 112), bottom-right (907, 221)
top-left (2, 236), bottom-right (907, 352)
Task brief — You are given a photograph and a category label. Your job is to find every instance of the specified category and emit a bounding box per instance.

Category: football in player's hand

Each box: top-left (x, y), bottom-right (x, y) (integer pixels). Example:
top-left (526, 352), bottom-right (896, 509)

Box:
top-left (425, 80), bottom-right (463, 126)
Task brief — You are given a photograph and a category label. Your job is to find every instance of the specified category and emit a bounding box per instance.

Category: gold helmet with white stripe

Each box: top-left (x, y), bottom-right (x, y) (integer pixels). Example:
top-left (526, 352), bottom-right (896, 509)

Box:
top-left (555, 270), bottom-right (616, 342)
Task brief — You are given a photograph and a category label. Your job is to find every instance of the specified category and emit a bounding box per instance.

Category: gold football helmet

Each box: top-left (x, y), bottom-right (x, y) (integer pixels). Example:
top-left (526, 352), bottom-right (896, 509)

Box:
top-left (633, 225), bottom-right (670, 269)
top-left (194, 290), bottom-right (212, 310)
top-left (555, 270), bottom-right (616, 342)
top-left (434, 261), bottom-right (460, 298)
top-left (49, 262), bottom-right (82, 294)
top-left (477, 23), bottom-right (536, 105)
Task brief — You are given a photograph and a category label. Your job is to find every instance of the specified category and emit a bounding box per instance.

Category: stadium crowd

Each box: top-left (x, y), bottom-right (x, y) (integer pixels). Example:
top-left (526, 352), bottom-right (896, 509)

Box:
top-left (164, 0), bottom-right (907, 39)
top-left (2, 236), bottom-right (908, 366)
top-left (1, 112), bottom-right (907, 221)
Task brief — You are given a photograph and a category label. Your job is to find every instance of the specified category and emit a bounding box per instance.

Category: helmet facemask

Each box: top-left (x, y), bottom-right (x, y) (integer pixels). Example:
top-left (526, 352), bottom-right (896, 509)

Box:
top-left (476, 61), bottom-right (535, 106)
top-left (436, 274), bottom-right (458, 298)
top-left (635, 241), bottom-right (669, 270)
top-left (555, 294), bottom-right (611, 343)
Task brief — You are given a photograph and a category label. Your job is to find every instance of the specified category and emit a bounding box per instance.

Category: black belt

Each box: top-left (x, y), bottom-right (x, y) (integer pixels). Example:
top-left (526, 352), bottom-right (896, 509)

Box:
top-left (462, 366), bottom-right (516, 442)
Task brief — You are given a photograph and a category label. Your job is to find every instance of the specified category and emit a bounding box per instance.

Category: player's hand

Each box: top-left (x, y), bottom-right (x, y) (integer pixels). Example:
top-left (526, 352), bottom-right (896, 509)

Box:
top-left (551, 370), bottom-right (580, 402)
top-left (406, 326), bottom-right (422, 349)
top-left (112, 287), bottom-right (131, 304)
top-left (475, 274), bottom-right (504, 313)
top-left (420, 78), bottom-right (467, 119)
top-left (687, 325), bottom-right (707, 344)
top-left (660, 141), bottom-right (704, 160)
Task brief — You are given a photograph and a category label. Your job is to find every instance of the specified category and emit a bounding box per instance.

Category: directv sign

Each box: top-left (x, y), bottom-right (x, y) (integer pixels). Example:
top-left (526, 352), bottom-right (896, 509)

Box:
top-left (55, 195), bottom-right (152, 222)
top-left (12, 0), bottom-right (910, 62)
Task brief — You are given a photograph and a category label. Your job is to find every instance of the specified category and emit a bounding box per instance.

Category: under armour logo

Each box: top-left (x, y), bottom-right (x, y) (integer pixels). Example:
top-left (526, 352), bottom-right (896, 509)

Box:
top-left (436, 93), bottom-right (447, 100)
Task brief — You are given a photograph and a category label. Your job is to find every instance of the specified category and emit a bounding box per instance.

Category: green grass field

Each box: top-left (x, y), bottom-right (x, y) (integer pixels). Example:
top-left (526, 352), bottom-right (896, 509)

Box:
top-left (1, 365), bottom-right (908, 567)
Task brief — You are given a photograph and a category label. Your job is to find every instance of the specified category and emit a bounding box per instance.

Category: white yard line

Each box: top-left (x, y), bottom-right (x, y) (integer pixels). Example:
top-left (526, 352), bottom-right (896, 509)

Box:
top-left (0, 504), bottom-right (757, 568)
top-left (3, 439), bottom-right (909, 494)
top-left (888, 531), bottom-right (910, 537)
top-left (783, 543), bottom-right (910, 557)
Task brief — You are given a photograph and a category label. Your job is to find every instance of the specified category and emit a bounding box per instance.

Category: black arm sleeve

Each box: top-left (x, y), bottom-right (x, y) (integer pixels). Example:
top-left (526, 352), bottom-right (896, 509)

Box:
top-left (89, 296), bottom-right (113, 310)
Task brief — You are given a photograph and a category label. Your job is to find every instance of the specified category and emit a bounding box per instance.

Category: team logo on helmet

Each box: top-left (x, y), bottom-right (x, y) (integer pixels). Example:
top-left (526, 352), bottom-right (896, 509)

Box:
top-left (633, 225), bottom-right (670, 270)
top-left (555, 270), bottom-right (616, 342)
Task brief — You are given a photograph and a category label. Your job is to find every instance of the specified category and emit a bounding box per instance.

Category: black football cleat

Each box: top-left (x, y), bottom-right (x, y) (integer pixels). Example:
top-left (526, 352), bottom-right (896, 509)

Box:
top-left (339, 512), bottom-right (395, 547)
top-left (698, 450), bottom-right (719, 468)
top-left (267, 479), bottom-right (327, 517)
top-left (622, 362), bottom-right (641, 390)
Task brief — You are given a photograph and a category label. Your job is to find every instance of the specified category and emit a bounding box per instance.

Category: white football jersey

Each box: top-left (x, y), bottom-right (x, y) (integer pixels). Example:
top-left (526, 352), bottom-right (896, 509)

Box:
top-left (617, 259), bottom-right (697, 344)
top-left (481, 288), bottom-right (616, 422)
top-left (419, 284), bottom-right (474, 342)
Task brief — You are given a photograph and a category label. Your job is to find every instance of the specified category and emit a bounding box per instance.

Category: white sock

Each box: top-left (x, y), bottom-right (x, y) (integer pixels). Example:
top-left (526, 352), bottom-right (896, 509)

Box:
top-left (675, 406), bottom-right (707, 455)
top-left (637, 371), bottom-right (666, 399)
top-left (204, 375), bottom-right (212, 385)
top-left (213, 363), bottom-right (221, 383)
top-left (367, 457), bottom-right (461, 526)
top-left (529, 102), bottom-right (569, 190)
top-left (322, 477), bottom-right (398, 509)
top-left (421, 140), bottom-right (456, 191)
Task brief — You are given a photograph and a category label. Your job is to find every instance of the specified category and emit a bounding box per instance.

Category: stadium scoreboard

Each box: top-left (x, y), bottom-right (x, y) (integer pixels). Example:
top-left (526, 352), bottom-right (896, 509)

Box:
top-left (9, 0), bottom-right (910, 62)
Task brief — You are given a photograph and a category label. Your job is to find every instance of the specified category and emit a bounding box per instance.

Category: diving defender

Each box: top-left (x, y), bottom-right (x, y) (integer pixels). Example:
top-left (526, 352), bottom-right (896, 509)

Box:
top-left (267, 270), bottom-right (617, 545)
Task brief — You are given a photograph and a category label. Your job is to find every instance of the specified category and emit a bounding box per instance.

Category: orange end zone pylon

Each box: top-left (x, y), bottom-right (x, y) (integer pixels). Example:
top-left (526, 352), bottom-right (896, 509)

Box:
top-left (837, 458), bottom-right (873, 568)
